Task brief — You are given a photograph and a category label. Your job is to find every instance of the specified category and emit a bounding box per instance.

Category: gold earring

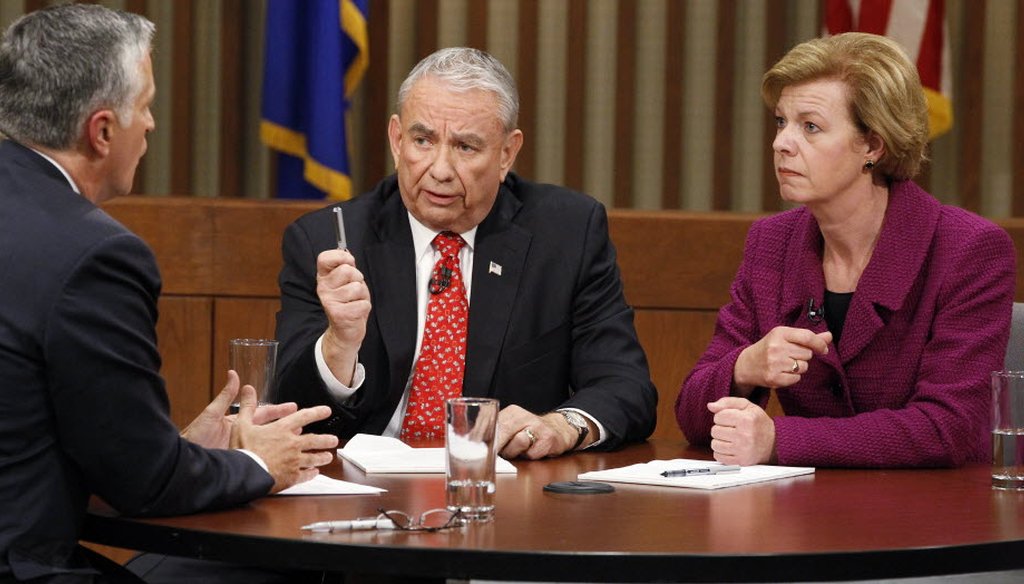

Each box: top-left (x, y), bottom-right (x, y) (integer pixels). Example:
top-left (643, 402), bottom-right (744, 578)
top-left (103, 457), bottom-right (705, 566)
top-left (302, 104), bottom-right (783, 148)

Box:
top-left (864, 160), bottom-right (875, 170)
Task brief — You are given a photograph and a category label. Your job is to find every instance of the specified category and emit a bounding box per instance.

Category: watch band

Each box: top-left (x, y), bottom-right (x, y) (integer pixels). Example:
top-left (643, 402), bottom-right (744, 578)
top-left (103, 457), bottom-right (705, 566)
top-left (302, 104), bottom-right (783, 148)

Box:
top-left (557, 409), bottom-right (589, 451)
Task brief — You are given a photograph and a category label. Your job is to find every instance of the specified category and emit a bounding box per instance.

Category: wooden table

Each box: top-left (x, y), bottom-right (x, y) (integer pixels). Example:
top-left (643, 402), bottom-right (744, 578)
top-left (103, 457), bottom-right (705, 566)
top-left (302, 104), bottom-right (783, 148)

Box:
top-left (84, 440), bottom-right (1024, 582)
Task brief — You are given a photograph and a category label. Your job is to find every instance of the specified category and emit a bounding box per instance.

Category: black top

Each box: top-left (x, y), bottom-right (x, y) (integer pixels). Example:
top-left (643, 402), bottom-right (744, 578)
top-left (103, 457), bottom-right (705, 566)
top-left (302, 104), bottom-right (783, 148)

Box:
top-left (824, 290), bottom-right (854, 347)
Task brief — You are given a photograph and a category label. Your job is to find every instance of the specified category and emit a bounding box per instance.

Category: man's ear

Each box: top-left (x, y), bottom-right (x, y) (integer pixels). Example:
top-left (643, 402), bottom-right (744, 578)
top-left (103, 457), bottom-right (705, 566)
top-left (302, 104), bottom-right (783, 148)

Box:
top-left (387, 114), bottom-right (402, 171)
top-left (498, 129), bottom-right (523, 182)
top-left (86, 109), bottom-right (116, 157)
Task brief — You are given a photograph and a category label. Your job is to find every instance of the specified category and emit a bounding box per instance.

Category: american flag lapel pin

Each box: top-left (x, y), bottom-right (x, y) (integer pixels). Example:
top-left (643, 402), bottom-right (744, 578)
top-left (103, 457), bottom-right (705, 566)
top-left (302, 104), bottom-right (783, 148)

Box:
top-left (488, 261), bottom-right (502, 276)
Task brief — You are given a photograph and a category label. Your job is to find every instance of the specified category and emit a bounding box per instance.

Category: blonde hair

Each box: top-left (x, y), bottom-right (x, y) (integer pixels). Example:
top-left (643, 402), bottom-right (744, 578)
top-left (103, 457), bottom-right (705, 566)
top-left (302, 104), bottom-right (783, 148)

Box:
top-left (762, 32), bottom-right (928, 181)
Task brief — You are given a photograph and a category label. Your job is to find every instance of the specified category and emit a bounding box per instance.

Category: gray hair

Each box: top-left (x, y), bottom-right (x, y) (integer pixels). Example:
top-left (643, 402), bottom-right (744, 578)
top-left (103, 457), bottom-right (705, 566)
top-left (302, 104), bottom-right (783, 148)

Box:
top-left (397, 47), bottom-right (519, 132)
top-left (0, 4), bottom-right (154, 149)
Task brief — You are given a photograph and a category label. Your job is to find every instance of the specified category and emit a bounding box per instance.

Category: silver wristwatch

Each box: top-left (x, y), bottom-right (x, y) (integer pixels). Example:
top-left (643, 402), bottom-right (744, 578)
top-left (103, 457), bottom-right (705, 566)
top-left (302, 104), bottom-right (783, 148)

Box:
top-left (557, 409), bottom-right (589, 451)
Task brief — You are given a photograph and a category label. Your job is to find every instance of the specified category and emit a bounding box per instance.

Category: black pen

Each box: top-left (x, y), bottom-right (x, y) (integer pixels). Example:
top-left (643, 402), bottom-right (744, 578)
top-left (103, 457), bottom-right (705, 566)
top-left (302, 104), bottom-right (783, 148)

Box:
top-left (660, 465), bottom-right (741, 478)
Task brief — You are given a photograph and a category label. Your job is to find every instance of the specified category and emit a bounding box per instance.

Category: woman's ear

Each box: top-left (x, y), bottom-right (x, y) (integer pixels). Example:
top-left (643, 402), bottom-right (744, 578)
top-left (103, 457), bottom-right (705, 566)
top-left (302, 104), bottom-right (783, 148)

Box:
top-left (865, 130), bottom-right (886, 162)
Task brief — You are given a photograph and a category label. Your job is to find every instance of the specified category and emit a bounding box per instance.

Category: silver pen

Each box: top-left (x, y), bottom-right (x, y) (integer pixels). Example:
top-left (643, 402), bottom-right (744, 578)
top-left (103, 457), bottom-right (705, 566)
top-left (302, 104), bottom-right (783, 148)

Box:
top-left (660, 465), bottom-right (742, 478)
top-left (301, 517), bottom-right (397, 533)
top-left (333, 206), bottom-right (347, 250)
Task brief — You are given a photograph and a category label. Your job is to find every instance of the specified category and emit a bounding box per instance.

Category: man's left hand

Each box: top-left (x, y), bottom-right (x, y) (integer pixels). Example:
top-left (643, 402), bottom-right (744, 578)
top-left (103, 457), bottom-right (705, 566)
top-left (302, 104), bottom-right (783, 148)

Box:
top-left (496, 405), bottom-right (592, 459)
top-left (180, 370), bottom-right (299, 450)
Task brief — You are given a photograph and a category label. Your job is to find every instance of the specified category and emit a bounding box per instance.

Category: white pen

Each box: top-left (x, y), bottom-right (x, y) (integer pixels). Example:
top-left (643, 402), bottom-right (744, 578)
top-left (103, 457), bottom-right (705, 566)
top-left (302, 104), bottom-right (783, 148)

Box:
top-left (660, 465), bottom-right (742, 478)
top-left (301, 517), bottom-right (397, 533)
top-left (333, 206), bottom-right (347, 250)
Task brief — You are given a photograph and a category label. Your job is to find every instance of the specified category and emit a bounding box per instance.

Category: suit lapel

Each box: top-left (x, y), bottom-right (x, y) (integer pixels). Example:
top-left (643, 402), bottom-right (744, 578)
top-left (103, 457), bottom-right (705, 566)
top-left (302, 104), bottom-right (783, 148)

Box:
top-left (779, 210), bottom-right (844, 374)
top-left (836, 181), bottom-right (940, 364)
top-left (364, 192), bottom-right (418, 391)
top-left (463, 184), bottom-right (530, 398)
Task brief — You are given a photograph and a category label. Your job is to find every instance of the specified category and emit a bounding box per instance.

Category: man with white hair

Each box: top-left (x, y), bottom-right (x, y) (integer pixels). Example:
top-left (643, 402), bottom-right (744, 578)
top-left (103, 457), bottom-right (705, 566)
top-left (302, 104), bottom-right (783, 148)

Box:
top-left (276, 47), bottom-right (657, 458)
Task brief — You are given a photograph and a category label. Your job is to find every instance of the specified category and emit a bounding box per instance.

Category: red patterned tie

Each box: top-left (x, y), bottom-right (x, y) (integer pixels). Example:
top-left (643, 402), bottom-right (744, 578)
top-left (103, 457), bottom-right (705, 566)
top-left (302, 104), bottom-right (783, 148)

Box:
top-left (401, 232), bottom-right (468, 441)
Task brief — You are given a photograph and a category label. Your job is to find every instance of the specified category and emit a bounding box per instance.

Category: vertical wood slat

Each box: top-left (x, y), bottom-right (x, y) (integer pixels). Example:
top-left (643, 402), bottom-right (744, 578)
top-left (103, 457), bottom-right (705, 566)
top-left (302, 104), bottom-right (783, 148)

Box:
top-left (761, 0), bottom-right (786, 212)
top-left (613, 0), bottom-right (636, 209)
top-left (365, 0), bottom-right (390, 185)
top-left (415, 0), bottom-right (439, 61)
top-left (713, 0), bottom-right (737, 211)
top-left (661, 1), bottom-right (685, 209)
top-left (960, 0), bottom-right (986, 213)
top-left (1015, 0), bottom-right (1024, 216)
top-left (515, 0), bottom-right (539, 179)
top-left (466, 0), bottom-right (487, 50)
top-left (171, 1), bottom-right (194, 194)
top-left (563, 0), bottom-right (586, 192)
top-left (219, 0), bottom-right (243, 198)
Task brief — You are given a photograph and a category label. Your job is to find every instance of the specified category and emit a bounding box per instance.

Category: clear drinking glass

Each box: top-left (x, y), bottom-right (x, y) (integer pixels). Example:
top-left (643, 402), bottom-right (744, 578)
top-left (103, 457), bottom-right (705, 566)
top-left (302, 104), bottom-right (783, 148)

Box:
top-left (445, 397), bottom-right (499, 522)
top-left (229, 338), bottom-right (278, 407)
top-left (992, 371), bottom-right (1024, 489)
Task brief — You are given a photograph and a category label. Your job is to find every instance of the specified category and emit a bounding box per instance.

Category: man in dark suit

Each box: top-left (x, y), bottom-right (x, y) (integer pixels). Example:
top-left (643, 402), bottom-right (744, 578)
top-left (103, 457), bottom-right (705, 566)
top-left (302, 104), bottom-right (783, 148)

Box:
top-left (0, 5), bottom-right (338, 582)
top-left (275, 48), bottom-right (657, 458)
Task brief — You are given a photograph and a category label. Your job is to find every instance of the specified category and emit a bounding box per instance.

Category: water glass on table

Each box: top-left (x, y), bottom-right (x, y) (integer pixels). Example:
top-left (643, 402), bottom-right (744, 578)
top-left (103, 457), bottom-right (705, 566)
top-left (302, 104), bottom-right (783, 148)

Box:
top-left (992, 370), bottom-right (1024, 489)
top-left (445, 397), bottom-right (499, 522)
top-left (229, 338), bottom-right (278, 410)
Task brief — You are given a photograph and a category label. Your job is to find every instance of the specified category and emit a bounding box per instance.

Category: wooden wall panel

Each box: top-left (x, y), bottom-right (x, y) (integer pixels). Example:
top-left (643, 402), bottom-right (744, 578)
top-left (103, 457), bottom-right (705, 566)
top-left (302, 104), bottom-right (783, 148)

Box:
top-left (209, 200), bottom-right (323, 296)
top-left (156, 296), bottom-right (214, 428)
top-left (610, 211), bottom-right (757, 310)
top-left (104, 197), bottom-right (215, 295)
top-left (635, 309), bottom-right (718, 440)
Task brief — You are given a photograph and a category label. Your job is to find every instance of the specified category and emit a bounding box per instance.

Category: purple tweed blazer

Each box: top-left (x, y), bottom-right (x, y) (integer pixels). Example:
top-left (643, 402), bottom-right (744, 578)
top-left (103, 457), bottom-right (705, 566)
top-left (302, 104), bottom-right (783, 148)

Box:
top-left (676, 180), bottom-right (1016, 467)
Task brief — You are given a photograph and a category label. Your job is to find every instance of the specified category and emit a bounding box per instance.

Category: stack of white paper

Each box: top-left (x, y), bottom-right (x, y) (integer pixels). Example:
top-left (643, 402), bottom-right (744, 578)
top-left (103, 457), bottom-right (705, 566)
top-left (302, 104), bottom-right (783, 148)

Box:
top-left (338, 434), bottom-right (517, 474)
top-left (578, 458), bottom-right (813, 490)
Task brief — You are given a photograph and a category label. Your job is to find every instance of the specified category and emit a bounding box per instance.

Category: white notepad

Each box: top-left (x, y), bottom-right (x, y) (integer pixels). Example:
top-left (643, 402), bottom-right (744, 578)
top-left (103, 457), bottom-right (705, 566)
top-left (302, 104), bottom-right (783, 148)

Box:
top-left (338, 433), bottom-right (517, 474)
top-left (578, 458), bottom-right (813, 490)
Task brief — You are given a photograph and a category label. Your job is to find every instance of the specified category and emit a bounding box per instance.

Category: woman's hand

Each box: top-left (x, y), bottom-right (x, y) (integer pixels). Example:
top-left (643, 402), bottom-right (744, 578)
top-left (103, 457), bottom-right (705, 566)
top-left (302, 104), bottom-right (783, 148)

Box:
top-left (733, 326), bottom-right (832, 395)
top-left (707, 397), bottom-right (775, 465)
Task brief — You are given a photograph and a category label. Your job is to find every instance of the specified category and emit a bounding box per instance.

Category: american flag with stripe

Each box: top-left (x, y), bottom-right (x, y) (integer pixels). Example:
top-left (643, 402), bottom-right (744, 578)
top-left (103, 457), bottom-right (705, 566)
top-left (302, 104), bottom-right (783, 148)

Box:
top-left (824, 0), bottom-right (952, 139)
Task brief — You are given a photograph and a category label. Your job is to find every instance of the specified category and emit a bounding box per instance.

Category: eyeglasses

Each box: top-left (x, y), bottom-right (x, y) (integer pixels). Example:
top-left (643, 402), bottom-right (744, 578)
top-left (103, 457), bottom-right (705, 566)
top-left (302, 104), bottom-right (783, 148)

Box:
top-left (300, 508), bottom-right (465, 533)
top-left (377, 507), bottom-right (464, 532)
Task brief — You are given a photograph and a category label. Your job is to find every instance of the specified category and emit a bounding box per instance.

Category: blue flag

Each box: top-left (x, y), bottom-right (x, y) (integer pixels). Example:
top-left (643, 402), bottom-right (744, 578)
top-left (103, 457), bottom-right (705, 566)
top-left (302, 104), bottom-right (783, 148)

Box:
top-left (260, 0), bottom-right (368, 200)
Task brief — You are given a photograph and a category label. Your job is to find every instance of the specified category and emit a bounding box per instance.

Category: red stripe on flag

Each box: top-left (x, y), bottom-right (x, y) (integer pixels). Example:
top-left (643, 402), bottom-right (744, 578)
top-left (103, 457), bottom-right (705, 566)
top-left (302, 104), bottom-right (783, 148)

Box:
top-left (917, 0), bottom-right (944, 91)
top-left (824, 0), bottom-right (854, 35)
top-left (857, 0), bottom-right (895, 34)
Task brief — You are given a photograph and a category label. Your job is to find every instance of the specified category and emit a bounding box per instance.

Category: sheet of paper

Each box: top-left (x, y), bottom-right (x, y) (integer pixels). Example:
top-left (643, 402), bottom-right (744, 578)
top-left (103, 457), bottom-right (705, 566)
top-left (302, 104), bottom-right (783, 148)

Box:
top-left (274, 473), bottom-right (386, 496)
top-left (578, 458), bottom-right (813, 490)
top-left (338, 433), bottom-right (517, 474)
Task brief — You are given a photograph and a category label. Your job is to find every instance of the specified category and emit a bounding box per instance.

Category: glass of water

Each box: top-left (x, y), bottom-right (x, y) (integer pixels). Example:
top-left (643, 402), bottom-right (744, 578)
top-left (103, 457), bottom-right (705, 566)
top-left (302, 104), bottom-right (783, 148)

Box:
top-left (992, 371), bottom-right (1024, 490)
top-left (445, 397), bottom-right (499, 522)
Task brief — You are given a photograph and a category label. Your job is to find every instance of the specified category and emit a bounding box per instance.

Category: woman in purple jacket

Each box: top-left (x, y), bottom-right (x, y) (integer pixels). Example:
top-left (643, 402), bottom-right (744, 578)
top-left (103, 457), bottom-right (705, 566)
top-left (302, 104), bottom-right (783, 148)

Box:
top-left (676, 32), bottom-right (1016, 468)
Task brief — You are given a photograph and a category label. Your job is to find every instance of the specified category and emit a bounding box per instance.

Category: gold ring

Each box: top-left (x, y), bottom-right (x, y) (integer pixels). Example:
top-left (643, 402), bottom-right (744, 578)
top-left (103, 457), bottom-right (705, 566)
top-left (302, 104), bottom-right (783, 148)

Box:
top-left (523, 427), bottom-right (537, 447)
top-left (790, 359), bottom-right (800, 373)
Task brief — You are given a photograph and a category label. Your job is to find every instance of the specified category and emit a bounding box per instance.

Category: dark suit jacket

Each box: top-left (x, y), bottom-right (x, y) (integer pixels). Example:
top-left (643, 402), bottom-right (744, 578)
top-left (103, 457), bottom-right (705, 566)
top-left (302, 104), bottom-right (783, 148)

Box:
top-left (275, 173), bottom-right (657, 448)
top-left (0, 141), bottom-right (272, 582)
top-left (677, 180), bottom-right (1016, 467)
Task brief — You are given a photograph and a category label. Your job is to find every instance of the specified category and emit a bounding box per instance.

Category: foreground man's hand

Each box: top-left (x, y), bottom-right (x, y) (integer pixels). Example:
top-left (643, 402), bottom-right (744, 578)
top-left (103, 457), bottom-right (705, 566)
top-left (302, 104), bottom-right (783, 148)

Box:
top-left (180, 370), bottom-right (299, 449)
top-left (233, 385), bottom-right (339, 492)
